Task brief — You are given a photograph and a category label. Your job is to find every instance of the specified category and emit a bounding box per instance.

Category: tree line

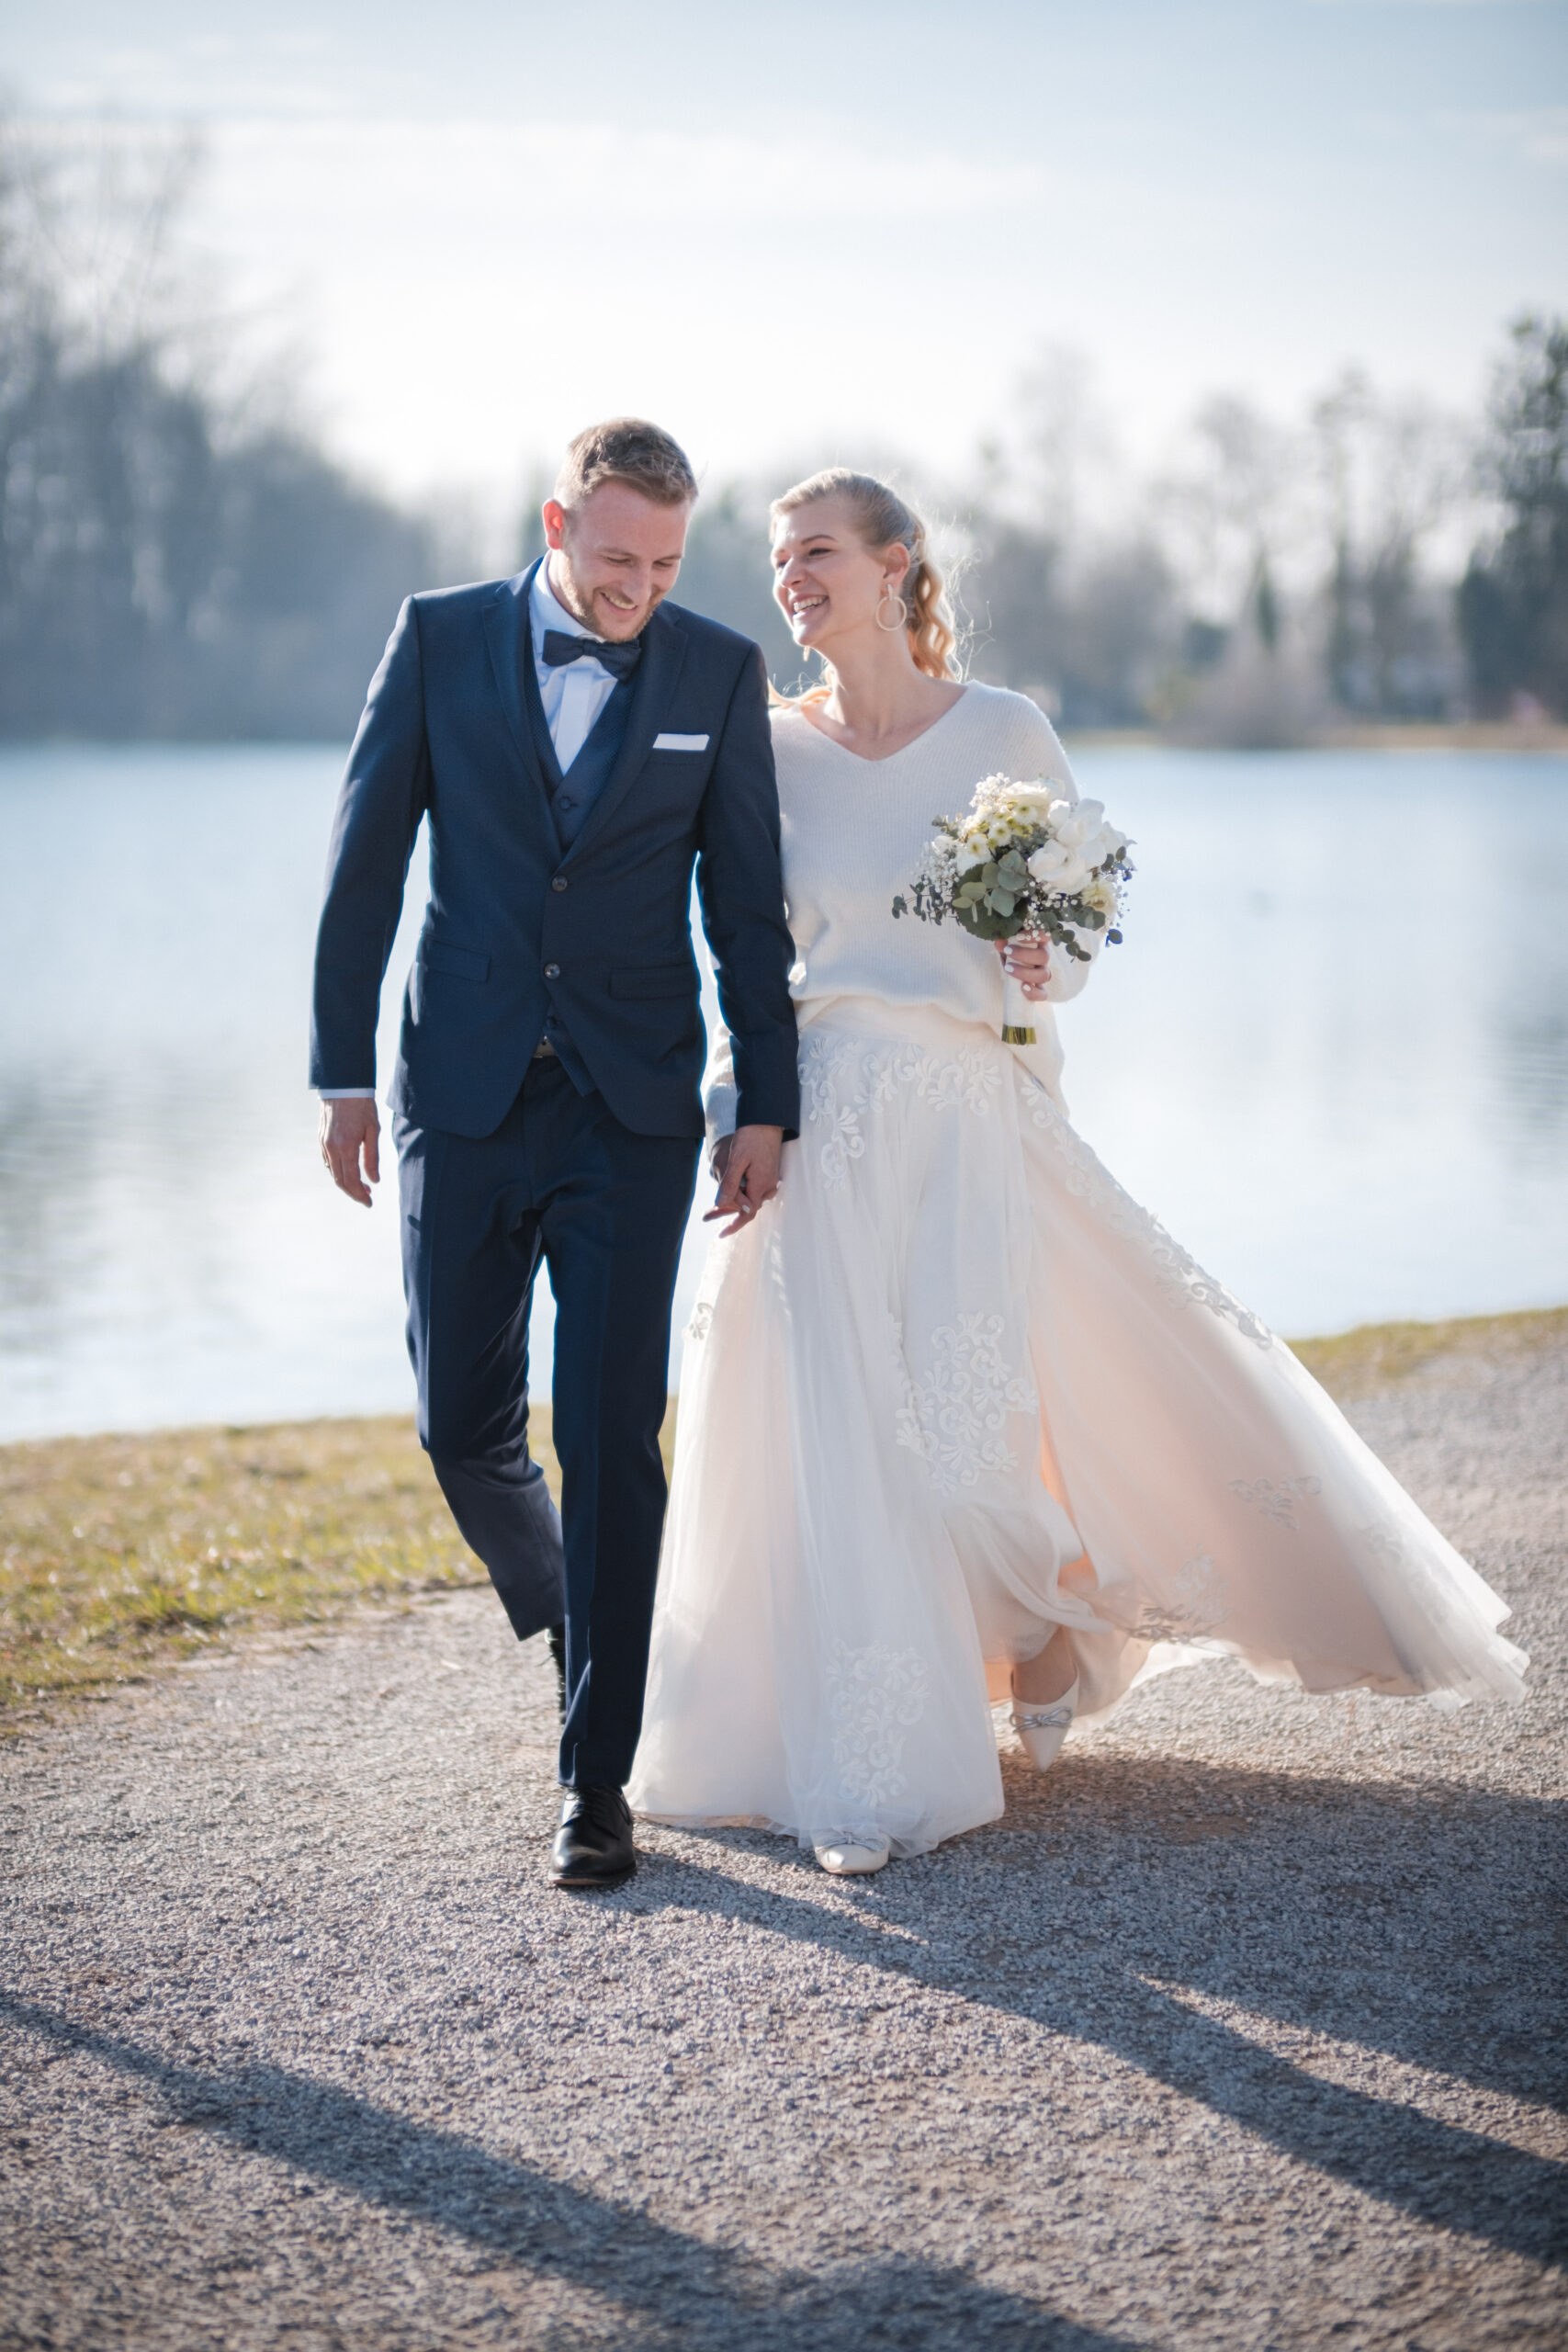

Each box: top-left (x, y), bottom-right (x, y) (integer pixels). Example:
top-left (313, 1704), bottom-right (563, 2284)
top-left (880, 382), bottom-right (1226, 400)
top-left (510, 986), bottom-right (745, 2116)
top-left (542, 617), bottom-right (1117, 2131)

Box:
top-left (3, 120), bottom-right (1564, 743)
top-left (0, 123), bottom-right (434, 739)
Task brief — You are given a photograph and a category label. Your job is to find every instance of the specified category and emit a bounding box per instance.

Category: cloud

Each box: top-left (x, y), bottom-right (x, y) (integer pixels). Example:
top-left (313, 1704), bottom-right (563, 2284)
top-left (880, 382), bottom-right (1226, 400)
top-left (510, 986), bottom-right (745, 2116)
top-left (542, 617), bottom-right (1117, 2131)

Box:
top-left (1438, 105), bottom-right (1568, 163)
top-left (212, 115), bottom-right (1046, 230)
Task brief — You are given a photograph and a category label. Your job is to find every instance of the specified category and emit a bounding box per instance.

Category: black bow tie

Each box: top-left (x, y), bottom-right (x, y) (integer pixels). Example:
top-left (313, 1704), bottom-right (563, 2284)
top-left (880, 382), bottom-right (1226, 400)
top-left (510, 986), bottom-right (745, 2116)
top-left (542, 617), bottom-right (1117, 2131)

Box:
top-left (542, 628), bottom-right (642, 682)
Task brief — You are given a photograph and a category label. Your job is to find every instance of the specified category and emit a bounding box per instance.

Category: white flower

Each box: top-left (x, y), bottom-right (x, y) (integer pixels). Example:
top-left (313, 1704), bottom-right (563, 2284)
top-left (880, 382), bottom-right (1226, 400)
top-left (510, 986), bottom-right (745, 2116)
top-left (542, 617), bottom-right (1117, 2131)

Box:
top-left (1005, 784), bottom-right (1065, 817)
top-left (1028, 841), bottom-right (1092, 894)
top-left (1050, 798), bottom-right (1106, 853)
top-left (958, 832), bottom-right (992, 866)
top-left (1075, 823), bottom-right (1128, 868)
top-left (1082, 871), bottom-right (1120, 918)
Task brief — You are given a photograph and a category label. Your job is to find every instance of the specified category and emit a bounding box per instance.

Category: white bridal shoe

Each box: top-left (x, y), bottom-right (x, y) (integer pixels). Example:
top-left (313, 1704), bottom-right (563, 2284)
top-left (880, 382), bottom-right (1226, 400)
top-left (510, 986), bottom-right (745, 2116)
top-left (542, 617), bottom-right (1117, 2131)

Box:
top-left (1010, 1677), bottom-right (1079, 1770)
top-left (814, 1834), bottom-right (891, 1876)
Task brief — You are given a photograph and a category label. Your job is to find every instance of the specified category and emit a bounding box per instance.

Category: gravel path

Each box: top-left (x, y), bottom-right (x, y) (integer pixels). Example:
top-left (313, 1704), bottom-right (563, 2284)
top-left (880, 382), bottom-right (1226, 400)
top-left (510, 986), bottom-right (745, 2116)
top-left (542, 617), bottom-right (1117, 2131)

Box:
top-left (4, 1345), bottom-right (1565, 2351)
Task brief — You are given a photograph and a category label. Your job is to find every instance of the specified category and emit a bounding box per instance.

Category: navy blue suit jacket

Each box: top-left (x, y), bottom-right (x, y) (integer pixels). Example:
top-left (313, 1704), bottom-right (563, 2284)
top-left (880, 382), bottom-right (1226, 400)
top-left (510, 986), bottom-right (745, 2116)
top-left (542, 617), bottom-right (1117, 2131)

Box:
top-left (310, 562), bottom-right (801, 1141)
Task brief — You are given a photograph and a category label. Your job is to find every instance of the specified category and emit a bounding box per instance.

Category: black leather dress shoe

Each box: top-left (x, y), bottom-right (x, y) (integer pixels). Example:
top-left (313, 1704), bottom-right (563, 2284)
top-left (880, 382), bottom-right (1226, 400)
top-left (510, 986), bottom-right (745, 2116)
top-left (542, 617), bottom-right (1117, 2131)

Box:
top-left (550, 1784), bottom-right (636, 1889)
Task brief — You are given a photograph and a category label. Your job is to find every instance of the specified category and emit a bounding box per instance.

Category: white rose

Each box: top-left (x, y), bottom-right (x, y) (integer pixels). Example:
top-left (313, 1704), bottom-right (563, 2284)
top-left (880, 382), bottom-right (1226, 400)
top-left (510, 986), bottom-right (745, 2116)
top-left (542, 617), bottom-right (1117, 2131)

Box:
top-left (1073, 825), bottom-right (1122, 868)
top-left (1028, 841), bottom-right (1091, 894)
top-left (1051, 798), bottom-right (1106, 853)
top-left (1077, 823), bottom-right (1128, 867)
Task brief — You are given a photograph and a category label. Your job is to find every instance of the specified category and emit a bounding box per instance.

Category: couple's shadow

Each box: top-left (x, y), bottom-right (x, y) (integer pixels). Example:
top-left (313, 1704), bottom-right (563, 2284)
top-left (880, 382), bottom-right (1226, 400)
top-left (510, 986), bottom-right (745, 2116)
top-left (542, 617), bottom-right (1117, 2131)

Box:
top-left (6, 1754), bottom-right (1560, 2351)
top-left (637, 1748), bottom-right (1566, 2271)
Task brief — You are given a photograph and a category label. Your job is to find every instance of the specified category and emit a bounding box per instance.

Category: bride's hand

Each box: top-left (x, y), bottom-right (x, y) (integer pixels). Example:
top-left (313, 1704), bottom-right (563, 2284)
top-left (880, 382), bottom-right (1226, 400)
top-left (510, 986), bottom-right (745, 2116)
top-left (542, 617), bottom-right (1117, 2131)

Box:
top-left (705, 1125), bottom-right (784, 1237)
top-left (995, 934), bottom-right (1051, 1000)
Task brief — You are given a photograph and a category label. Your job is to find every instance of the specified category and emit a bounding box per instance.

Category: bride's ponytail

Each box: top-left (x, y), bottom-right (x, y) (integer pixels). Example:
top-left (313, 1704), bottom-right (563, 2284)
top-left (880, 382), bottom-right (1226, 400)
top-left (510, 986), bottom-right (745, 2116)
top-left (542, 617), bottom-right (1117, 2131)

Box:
top-left (770, 469), bottom-right (960, 686)
top-left (904, 541), bottom-right (958, 682)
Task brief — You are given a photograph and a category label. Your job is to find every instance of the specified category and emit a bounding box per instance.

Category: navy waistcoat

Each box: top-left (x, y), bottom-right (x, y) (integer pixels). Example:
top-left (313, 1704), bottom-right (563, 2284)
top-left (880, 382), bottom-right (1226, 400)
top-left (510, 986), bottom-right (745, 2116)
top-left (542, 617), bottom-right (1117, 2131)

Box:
top-left (518, 607), bottom-right (640, 1088)
top-left (520, 611), bottom-right (638, 853)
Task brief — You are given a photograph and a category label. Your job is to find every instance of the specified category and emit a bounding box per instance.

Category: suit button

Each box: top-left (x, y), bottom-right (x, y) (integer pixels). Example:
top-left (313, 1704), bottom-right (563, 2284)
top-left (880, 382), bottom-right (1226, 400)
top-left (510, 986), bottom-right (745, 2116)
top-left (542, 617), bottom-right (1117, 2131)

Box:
top-left (552, 876), bottom-right (568, 892)
top-left (544, 963), bottom-right (560, 978)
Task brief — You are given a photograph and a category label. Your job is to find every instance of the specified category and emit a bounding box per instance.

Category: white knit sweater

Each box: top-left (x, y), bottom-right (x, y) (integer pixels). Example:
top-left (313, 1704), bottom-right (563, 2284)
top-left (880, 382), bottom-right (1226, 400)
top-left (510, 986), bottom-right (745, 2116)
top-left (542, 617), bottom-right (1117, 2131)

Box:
top-left (705, 682), bottom-right (1100, 1139)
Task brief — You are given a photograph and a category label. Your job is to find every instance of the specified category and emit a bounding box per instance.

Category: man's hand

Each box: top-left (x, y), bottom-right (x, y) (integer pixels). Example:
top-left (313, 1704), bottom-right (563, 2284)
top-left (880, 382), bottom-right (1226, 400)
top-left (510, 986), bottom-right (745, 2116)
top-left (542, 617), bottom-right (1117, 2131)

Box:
top-left (994, 933), bottom-right (1052, 1000)
top-left (320, 1098), bottom-right (381, 1206)
top-left (705, 1125), bottom-right (784, 1238)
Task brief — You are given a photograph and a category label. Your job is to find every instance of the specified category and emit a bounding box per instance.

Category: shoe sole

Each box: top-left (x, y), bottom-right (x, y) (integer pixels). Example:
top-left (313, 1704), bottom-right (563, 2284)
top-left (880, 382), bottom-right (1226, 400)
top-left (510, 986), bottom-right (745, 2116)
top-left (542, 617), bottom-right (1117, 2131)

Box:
top-left (550, 1863), bottom-right (637, 1890)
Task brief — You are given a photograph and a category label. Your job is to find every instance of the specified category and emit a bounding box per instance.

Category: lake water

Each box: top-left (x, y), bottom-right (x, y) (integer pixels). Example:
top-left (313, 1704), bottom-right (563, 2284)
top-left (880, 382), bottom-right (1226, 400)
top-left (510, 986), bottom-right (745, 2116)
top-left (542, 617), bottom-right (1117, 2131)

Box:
top-left (2, 743), bottom-right (1564, 1442)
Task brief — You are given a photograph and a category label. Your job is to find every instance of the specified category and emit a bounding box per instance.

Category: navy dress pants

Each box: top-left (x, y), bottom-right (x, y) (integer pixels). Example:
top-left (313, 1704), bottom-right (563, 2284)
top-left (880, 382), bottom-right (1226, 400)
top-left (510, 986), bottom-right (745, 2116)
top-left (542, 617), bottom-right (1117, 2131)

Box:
top-left (396, 1058), bottom-right (700, 1790)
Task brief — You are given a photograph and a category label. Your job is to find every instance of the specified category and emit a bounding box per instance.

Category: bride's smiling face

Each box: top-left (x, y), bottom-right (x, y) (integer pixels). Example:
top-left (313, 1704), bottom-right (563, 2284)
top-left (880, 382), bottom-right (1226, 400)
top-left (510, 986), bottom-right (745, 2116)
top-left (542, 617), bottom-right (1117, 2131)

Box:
top-left (772, 496), bottom-right (909, 654)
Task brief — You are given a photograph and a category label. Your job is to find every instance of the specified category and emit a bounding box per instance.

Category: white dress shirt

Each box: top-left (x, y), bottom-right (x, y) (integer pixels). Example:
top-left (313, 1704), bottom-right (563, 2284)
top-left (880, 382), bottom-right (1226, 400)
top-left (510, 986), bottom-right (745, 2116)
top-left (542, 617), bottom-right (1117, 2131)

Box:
top-left (319, 556), bottom-right (615, 1101)
top-left (530, 555), bottom-right (620, 772)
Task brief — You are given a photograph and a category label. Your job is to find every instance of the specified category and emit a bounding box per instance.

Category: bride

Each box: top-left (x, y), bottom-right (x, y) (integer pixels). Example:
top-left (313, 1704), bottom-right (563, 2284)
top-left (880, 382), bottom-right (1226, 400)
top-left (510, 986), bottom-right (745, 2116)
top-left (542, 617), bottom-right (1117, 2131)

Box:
top-left (627, 468), bottom-right (1528, 1874)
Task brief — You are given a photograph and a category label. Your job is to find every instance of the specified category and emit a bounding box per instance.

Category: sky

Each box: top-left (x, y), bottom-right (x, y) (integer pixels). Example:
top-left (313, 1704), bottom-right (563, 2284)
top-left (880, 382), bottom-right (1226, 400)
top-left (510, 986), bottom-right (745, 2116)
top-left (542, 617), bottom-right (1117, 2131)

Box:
top-left (7, 0), bottom-right (1567, 514)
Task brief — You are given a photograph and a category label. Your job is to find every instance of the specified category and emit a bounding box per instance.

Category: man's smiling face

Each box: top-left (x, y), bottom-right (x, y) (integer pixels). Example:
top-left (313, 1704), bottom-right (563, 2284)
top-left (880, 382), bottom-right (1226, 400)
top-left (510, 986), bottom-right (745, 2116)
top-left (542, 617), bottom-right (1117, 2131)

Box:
top-left (543, 480), bottom-right (693, 641)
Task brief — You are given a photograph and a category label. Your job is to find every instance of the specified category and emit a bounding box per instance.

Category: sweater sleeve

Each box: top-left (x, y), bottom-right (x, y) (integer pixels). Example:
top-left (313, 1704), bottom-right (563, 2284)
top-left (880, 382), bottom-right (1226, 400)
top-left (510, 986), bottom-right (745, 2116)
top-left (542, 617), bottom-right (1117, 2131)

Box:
top-left (702, 1016), bottom-right (739, 1159)
top-left (1002, 697), bottom-right (1103, 1005)
top-left (1010, 695), bottom-right (1078, 797)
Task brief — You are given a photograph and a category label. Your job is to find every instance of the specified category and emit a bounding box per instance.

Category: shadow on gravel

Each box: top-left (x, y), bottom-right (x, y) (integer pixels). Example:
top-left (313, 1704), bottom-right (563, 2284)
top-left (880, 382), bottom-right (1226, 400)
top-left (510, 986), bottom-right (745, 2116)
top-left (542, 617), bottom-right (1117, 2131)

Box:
top-left (0, 1992), bottom-right (1138, 2352)
top-left (647, 1754), bottom-right (1567, 2272)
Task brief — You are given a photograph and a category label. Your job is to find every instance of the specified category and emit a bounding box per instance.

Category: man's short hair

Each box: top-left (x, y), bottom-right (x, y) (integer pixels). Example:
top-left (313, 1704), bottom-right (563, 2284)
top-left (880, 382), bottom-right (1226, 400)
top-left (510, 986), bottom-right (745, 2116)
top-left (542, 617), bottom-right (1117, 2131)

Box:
top-left (556, 418), bottom-right (698, 511)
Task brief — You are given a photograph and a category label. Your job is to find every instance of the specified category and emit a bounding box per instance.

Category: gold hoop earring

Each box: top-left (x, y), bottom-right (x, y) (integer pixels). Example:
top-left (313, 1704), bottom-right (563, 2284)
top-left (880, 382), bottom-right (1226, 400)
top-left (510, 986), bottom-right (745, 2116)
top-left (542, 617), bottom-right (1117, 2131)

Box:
top-left (875, 582), bottom-right (908, 632)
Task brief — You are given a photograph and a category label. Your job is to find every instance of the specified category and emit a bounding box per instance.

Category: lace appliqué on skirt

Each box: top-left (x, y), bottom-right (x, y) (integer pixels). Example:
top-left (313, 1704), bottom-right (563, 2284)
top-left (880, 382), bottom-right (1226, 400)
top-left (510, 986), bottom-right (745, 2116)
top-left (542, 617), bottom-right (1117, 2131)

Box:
top-left (803, 1030), bottom-right (1002, 1188)
top-left (1106, 1553), bottom-right (1232, 1645)
top-left (891, 1311), bottom-right (1037, 1497)
top-left (825, 1640), bottom-right (929, 1809)
top-left (1228, 1474), bottom-right (1323, 1530)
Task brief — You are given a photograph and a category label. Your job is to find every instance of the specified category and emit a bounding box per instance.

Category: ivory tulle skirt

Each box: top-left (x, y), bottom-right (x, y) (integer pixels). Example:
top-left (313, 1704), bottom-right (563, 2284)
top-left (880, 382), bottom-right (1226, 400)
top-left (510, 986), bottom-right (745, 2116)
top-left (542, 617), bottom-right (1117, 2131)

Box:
top-left (628, 997), bottom-right (1527, 1859)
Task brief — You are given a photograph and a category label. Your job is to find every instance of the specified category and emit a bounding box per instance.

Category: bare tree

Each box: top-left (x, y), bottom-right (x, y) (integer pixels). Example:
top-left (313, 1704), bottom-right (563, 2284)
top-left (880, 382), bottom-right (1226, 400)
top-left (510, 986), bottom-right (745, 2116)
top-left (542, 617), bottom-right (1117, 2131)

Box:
top-left (0, 113), bottom-right (434, 740)
top-left (1459, 313), bottom-right (1568, 716)
top-left (1312, 370), bottom-right (1467, 717)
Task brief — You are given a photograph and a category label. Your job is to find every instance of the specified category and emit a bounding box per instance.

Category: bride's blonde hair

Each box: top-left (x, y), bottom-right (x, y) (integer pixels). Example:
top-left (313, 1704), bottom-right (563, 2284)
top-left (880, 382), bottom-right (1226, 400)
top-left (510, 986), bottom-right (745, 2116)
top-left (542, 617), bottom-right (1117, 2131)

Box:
top-left (770, 469), bottom-right (959, 700)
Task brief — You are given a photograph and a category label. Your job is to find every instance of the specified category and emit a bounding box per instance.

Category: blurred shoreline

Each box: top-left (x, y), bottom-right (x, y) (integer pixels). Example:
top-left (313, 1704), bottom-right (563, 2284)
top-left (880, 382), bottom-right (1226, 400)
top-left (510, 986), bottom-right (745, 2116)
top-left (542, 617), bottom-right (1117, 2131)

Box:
top-left (6, 720), bottom-right (1568, 755)
top-left (1067, 719), bottom-right (1568, 752)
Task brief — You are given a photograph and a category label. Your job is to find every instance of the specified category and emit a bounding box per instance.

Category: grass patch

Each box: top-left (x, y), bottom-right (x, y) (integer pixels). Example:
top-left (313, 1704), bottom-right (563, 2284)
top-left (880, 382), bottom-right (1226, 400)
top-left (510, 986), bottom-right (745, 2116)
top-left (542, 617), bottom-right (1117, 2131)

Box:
top-left (2, 1307), bottom-right (1561, 1720)
top-left (1286, 1304), bottom-right (1568, 1396)
top-left (2, 1409), bottom-right (615, 1720)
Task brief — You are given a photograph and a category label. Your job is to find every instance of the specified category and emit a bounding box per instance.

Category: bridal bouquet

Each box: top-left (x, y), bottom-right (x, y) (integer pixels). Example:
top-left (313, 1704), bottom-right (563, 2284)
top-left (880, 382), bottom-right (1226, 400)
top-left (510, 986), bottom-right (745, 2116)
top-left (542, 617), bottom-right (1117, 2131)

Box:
top-left (892, 775), bottom-right (1133, 1045)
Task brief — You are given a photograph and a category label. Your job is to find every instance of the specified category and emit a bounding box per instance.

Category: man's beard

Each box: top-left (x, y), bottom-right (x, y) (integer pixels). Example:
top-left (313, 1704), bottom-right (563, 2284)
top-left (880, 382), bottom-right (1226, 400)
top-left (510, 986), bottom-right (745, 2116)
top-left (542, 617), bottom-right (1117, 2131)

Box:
top-left (548, 552), bottom-right (649, 641)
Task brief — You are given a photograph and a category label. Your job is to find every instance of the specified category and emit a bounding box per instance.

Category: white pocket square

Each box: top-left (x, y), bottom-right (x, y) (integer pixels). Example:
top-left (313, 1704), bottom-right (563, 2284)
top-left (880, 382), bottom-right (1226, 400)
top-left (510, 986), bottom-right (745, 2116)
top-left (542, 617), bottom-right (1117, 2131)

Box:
top-left (652, 732), bottom-right (709, 752)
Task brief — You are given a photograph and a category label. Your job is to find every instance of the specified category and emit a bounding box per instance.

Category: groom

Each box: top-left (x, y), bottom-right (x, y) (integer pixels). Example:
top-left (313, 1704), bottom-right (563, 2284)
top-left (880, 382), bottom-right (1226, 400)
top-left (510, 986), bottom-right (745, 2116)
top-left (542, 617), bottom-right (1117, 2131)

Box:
top-left (311, 418), bottom-right (799, 1888)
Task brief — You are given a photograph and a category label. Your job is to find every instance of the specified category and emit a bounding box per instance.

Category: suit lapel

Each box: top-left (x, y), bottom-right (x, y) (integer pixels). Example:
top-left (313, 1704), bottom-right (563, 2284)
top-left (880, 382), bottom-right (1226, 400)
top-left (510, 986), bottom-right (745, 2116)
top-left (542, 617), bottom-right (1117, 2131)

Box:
top-left (562, 605), bottom-right (689, 866)
top-left (516, 591), bottom-right (567, 797)
top-left (481, 568), bottom-right (561, 856)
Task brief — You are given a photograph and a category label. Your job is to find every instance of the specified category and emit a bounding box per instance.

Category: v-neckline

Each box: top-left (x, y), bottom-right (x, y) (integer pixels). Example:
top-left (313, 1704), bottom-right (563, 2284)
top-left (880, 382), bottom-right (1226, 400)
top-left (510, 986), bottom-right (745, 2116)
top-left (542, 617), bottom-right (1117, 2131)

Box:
top-left (790, 685), bottom-right (971, 767)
